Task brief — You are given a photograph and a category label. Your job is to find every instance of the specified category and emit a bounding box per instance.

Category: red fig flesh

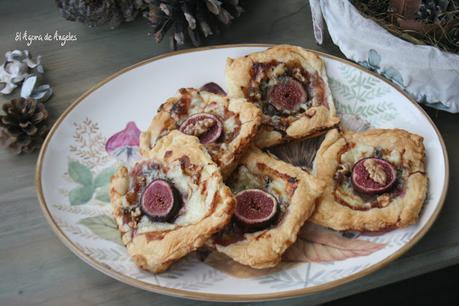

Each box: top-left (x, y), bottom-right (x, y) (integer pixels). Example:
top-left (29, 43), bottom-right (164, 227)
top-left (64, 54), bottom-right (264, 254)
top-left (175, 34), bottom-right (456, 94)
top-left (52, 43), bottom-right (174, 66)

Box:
top-left (351, 158), bottom-right (397, 194)
top-left (267, 76), bottom-right (307, 111)
top-left (234, 189), bottom-right (277, 230)
top-left (141, 180), bottom-right (181, 222)
top-left (179, 113), bottom-right (223, 144)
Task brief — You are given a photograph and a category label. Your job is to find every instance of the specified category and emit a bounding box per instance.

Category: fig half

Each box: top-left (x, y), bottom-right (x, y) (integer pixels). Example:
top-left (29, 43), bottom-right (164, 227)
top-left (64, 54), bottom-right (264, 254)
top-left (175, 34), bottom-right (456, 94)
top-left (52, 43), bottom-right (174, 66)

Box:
top-left (351, 157), bottom-right (397, 194)
top-left (141, 179), bottom-right (182, 222)
top-left (200, 82), bottom-right (226, 95)
top-left (234, 189), bottom-right (277, 231)
top-left (267, 76), bottom-right (307, 112)
top-left (179, 113), bottom-right (223, 144)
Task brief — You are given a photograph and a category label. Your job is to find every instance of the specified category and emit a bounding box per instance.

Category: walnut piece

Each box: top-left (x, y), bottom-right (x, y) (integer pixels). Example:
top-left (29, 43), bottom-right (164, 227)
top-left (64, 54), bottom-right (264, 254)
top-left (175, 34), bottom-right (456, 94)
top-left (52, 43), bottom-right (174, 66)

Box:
top-left (182, 118), bottom-right (215, 136)
top-left (377, 194), bottom-right (391, 207)
top-left (335, 163), bottom-right (350, 176)
top-left (292, 67), bottom-right (306, 83)
top-left (305, 108), bottom-right (316, 117)
top-left (363, 159), bottom-right (387, 185)
top-left (270, 63), bottom-right (286, 78)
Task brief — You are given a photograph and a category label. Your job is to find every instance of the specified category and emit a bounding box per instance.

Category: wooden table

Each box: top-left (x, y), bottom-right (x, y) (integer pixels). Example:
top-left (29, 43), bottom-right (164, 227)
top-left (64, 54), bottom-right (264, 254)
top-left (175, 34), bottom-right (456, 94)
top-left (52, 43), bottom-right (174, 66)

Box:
top-left (1, 1), bottom-right (457, 305)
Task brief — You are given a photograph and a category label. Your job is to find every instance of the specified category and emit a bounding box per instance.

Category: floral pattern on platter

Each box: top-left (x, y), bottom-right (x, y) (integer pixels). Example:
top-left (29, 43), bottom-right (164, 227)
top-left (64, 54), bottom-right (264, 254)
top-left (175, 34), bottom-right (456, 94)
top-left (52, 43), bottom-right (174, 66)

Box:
top-left (105, 121), bottom-right (141, 166)
top-left (329, 52), bottom-right (401, 126)
top-left (53, 114), bottom-right (397, 290)
top-left (59, 119), bottom-right (141, 247)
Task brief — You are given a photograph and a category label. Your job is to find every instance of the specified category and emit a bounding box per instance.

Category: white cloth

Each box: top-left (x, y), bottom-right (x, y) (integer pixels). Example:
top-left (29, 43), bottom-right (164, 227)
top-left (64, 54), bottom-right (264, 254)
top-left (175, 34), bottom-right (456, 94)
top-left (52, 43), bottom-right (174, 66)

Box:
top-left (310, 0), bottom-right (459, 113)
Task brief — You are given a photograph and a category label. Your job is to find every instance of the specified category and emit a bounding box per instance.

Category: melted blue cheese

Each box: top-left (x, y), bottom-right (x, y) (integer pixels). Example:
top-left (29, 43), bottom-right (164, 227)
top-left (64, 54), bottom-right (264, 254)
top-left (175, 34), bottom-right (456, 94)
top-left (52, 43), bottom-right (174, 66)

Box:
top-left (340, 143), bottom-right (402, 167)
top-left (230, 166), bottom-right (263, 192)
top-left (223, 116), bottom-right (238, 135)
top-left (340, 144), bottom-right (375, 166)
top-left (387, 150), bottom-right (401, 166)
top-left (335, 181), bottom-right (368, 209)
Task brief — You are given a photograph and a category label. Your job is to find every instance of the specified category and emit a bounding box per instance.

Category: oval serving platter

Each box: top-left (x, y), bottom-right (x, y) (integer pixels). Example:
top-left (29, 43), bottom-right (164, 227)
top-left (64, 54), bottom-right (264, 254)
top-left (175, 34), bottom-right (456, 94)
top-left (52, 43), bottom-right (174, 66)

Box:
top-left (36, 45), bottom-right (448, 302)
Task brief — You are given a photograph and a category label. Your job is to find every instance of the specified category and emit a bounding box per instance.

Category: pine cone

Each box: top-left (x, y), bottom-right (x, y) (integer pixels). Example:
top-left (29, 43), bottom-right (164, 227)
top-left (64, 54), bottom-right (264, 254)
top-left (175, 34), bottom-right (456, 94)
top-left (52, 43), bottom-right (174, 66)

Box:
top-left (416, 0), bottom-right (450, 23)
top-left (446, 21), bottom-right (459, 48)
top-left (55, 0), bottom-right (144, 28)
top-left (360, 0), bottom-right (390, 15)
top-left (0, 98), bottom-right (49, 154)
top-left (143, 0), bottom-right (244, 49)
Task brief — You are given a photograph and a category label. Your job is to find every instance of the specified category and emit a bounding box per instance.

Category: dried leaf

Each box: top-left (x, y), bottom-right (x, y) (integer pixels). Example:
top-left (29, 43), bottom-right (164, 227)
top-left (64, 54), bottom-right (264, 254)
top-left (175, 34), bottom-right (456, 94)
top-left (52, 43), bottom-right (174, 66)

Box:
top-left (283, 223), bottom-right (385, 263)
top-left (397, 18), bottom-right (427, 31)
top-left (21, 76), bottom-right (53, 103)
top-left (1, 50), bottom-right (44, 95)
top-left (390, 0), bottom-right (421, 19)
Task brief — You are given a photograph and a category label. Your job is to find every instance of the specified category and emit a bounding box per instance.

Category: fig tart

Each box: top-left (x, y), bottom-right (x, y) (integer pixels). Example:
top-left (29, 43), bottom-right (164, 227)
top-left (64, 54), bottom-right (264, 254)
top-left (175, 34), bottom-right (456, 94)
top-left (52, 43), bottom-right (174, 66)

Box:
top-left (311, 129), bottom-right (428, 232)
top-left (225, 45), bottom-right (340, 148)
top-left (139, 87), bottom-right (261, 178)
top-left (213, 146), bottom-right (324, 269)
top-left (110, 131), bottom-right (235, 273)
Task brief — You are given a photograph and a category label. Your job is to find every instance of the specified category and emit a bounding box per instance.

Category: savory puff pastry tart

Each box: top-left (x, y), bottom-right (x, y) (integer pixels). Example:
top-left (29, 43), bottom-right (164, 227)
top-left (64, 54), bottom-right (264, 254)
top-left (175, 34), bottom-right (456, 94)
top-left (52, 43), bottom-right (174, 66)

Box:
top-left (139, 88), bottom-right (261, 178)
top-left (311, 129), bottom-right (428, 232)
top-left (110, 131), bottom-right (235, 273)
top-left (213, 147), bottom-right (324, 269)
top-left (225, 45), bottom-right (340, 148)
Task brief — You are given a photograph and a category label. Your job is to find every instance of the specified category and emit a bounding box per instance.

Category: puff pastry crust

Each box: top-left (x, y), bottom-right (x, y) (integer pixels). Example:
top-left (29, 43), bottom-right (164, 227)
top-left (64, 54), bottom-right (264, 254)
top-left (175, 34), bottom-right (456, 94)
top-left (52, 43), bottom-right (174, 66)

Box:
top-left (214, 147), bottom-right (324, 268)
top-left (225, 45), bottom-right (340, 147)
top-left (139, 88), bottom-right (261, 178)
top-left (311, 129), bottom-right (428, 232)
top-left (110, 131), bottom-right (235, 273)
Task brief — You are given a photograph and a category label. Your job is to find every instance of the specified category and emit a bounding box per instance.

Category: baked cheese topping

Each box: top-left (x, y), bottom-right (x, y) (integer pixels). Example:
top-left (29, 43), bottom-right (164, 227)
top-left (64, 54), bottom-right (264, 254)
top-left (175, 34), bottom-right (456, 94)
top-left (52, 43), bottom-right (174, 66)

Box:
top-left (171, 89), bottom-right (241, 143)
top-left (243, 60), bottom-right (328, 131)
top-left (122, 158), bottom-right (216, 233)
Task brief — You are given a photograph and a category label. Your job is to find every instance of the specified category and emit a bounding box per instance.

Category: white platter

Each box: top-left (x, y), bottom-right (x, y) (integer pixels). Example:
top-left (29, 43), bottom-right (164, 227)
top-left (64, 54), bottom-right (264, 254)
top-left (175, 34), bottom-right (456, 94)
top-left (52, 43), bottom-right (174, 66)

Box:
top-left (36, 45), bottom-right (448, 301)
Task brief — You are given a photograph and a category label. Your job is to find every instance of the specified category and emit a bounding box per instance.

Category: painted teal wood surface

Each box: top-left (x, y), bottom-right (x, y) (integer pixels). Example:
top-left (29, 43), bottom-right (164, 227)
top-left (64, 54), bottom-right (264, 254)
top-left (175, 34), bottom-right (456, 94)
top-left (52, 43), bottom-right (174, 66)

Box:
top-left (0, 1), bottom-right (458, 305)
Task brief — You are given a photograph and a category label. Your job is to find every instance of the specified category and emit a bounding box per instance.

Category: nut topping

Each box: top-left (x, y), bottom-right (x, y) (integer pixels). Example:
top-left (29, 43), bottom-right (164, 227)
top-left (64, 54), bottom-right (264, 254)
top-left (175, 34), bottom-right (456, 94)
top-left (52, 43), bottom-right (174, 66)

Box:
top-left (179, 113), bottom-right (223, 144)
top-left (364, 159), bottom-right (387, 185)
top-left (351, 157), bottom-right (397, 194)
top-left (182, 118), bottom-right (215, 136)
top-left (292, 67), bottom-right (306, 82)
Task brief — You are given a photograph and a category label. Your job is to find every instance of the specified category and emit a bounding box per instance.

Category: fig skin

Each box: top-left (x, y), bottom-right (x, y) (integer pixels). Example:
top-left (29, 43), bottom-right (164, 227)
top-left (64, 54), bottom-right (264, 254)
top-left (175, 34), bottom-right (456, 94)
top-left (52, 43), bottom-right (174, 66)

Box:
top-left (140, 179), bottom-right (182, 222)
top-left (267, 76), bottom-right (308, 112)
top-left (234, 189), bottom-right (278, 231)
top-left (200, 82), bottom-right (226, 95)
top-left (351, 157), bottom-right (397, 194)
top-left (179, 113), bottom-right (223, 144)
